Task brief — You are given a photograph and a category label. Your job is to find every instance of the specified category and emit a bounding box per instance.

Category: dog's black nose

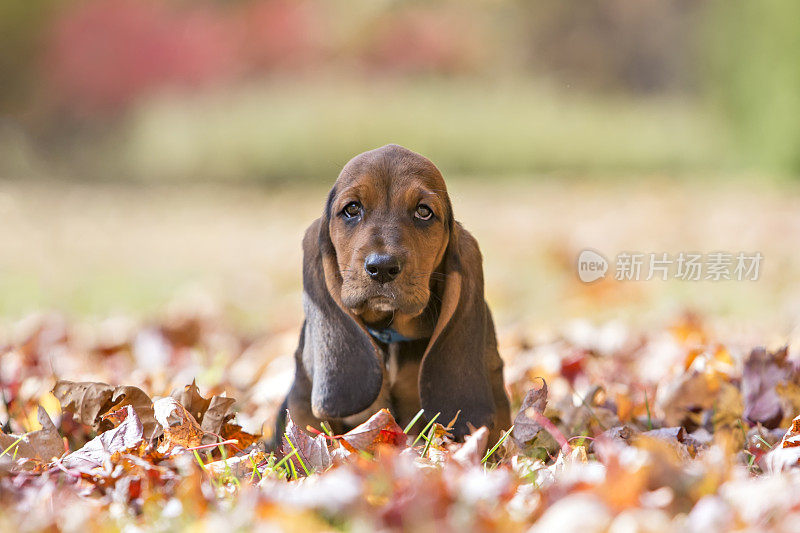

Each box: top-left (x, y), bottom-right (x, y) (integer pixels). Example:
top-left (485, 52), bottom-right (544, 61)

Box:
top-left (364, 253), bottom-right (401, 283)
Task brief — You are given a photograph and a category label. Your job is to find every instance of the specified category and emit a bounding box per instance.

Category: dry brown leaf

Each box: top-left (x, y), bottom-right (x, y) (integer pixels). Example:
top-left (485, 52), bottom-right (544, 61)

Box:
top-left (220, 422), bottom-right (261, 450)
top-left (61, 406), bottom-right (144, 471)
top-left (642, 427), bottom-right (704, 458)
top-left (281, 413), bottom-right (331, 474)
top-left (512, 379), bottom-right (548, 445)
top-left (170, 380), bottom-right (236, 444)
top-left (0, 406), bottom-right (64, 463)
top-left (775, 380), bottom-right (800, 429)
top-left (153, 397), bottom-right (204, 452)
top-left (451, 426), bottom-right (489, 466)
top-left (201, 396), bottom-right (237, 439)
top-left (712, 381), bottom-right (745, 453)
top-left (600, 424), bottom-right (638, 445)
top-left (742, 346), bottom-right (792, 429)
top-left (107, 386), bottom-right (157, 438)
top-left (657, 370), bottom-right (718, 428)
top-left (51, 380), bottom-right (114, 428)
top-left (170, 380), bottom-right (211, 422)
top-left (52, 380), bottom-right (157, 438)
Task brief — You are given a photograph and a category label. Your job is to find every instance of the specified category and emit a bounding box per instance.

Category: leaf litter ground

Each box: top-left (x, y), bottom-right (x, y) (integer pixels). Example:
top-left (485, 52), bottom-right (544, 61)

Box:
top-left (2, 310), bottom-right (800, 531)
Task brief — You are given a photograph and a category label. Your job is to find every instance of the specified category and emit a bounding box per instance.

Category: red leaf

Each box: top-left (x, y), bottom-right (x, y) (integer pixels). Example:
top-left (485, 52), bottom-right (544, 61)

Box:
top-left (341, 409), bottom-right (406, 453)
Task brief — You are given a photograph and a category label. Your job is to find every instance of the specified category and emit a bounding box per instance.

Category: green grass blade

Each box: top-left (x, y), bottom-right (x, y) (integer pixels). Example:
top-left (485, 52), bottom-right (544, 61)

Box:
top-left (284, 434), bottom-right (310, 476)
top-left (412, 412), bottom-right (440, 447)
top-left (219, 445), bottom-right (240, 487)
top-left (0, 435), bottom-right (24, 459)
top-left (403, 409), bottom-right (425, 434)
top-left (249, 455), bottom-right (262, 482)
top-left (273, 449), bottom-right (298, 471)
top-left (755, 434), bottom-right (774, 450)
top-left (421, 425), bottom-right (436, 458)
top-left (482, 425), bottom-right (514, 464)
top-left (193, 449), bottom-right (206, 468)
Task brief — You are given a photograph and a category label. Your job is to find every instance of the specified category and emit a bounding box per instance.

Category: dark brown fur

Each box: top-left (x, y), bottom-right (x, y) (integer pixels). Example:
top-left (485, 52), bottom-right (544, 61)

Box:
top-left (278, 144), bottom-right (511, 443)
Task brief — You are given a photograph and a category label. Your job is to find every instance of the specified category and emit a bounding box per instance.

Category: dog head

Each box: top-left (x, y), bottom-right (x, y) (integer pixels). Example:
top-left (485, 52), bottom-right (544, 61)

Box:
top-left (324, 144), bottom-right (451, 322)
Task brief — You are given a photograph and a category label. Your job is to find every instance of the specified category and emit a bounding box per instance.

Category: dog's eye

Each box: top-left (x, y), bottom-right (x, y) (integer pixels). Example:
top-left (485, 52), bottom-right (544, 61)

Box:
top-left (415, 204), bottom-right (433, 220)
top-left (342, 201), bottom-right (362, 219)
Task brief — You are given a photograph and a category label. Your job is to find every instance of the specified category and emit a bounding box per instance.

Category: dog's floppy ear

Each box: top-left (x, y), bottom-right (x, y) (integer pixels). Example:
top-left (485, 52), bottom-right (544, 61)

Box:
top-left (419, 222), bottom-right (496, 439)
top-left (300, 209), bottom-right (383, 420)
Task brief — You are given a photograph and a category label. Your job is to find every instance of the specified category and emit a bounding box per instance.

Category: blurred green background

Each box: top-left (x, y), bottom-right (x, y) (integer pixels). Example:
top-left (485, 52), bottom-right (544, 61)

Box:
top-left (1, 0), bottom-right (799, 336)
top-left (3, 0), bottom-right (799, 182)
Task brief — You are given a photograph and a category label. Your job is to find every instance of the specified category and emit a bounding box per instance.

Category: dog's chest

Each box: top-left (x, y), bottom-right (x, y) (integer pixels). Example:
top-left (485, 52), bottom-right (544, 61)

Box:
top-left (384, 340), bottom-right (425, 427)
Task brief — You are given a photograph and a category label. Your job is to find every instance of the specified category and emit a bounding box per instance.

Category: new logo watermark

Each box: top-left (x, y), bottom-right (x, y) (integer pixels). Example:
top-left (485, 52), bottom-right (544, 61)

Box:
top-left (577, 249), bottom-right (609, 283)
top-left (577, 250), bottom-right (762, 283)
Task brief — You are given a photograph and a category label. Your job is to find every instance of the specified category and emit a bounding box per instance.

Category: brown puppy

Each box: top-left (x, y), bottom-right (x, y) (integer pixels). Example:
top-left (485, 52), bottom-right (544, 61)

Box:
top-left (278, 144), bottom-right (510, 443)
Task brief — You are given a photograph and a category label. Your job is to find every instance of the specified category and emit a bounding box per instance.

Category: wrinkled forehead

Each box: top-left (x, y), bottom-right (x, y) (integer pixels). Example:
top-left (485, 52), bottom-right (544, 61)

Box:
top-left (332, 146), bottom-right (449, 210)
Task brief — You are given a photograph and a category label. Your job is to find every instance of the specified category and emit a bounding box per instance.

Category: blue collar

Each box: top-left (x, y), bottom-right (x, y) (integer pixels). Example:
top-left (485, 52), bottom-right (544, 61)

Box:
top-left (367, 327), bottom-right (413, 344)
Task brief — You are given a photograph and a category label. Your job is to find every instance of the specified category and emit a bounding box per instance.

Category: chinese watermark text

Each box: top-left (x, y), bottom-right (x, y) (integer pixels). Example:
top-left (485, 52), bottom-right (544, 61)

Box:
top-left (577, 250), bottom-right (762, 283)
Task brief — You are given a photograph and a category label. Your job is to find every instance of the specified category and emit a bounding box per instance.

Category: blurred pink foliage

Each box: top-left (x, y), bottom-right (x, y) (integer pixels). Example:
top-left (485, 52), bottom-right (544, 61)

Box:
top-left (43, 0), bottom-right (324, 116)
top-left (240, 0), bottom-right (323, 72)
top-left (364, 9), bottom-right (477, 74)
top-left (41, 0), bottom-right (478, 116)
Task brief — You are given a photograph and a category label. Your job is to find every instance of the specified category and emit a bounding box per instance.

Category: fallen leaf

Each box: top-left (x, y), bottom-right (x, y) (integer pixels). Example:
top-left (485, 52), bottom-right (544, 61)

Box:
top-left (742, 346), bottom-right (791, 429)
top-left (600, 424), bottom-right (638, 445)
top-left (221, 422), bottom-right (261, 450)
top-left (61, 406), bottom-right (144, 471)
top-left (642, 426), bottom-right (704, 458)
top-left (205, 449), bottom-right (268, 478)
top-left (0, 406), bottom-right (64, 463)
top-left (775, 381), bottom-right (800, 426)
top-left (512, 379), bottom-right (548, 444)
top-left (422, 422), bottom-right (454, 463)
top-left (763, 413), bottom-right (800, 472)
top-left (341, 409), bottom-right (406, 453)
top-left (594, 439), bottom-right (651, 511)
top-left (170, 380), bottom-right (211, 422)
top-left (452, 426), bottom-right (489, 466)
top-left (107, 386), bottom-right (157, 438)
top-left (281, 413), bottom-right (331, 474)
top-left (53, 380), bottom-right (157, 438)
top-left (657, 370), bottom-right (718, 429)
top-left (153, 398), bottom-right (204, 452)
top-left (202, 396), bottom-right (236, 436)
top-left (170, 381), bottom-right (236, 444)
top-left (711, 381), bottom-right (745, 453)
top-left (763, 446), bottom-right (800, 473)
top-left (51, 381), bottom-right (114, 428)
